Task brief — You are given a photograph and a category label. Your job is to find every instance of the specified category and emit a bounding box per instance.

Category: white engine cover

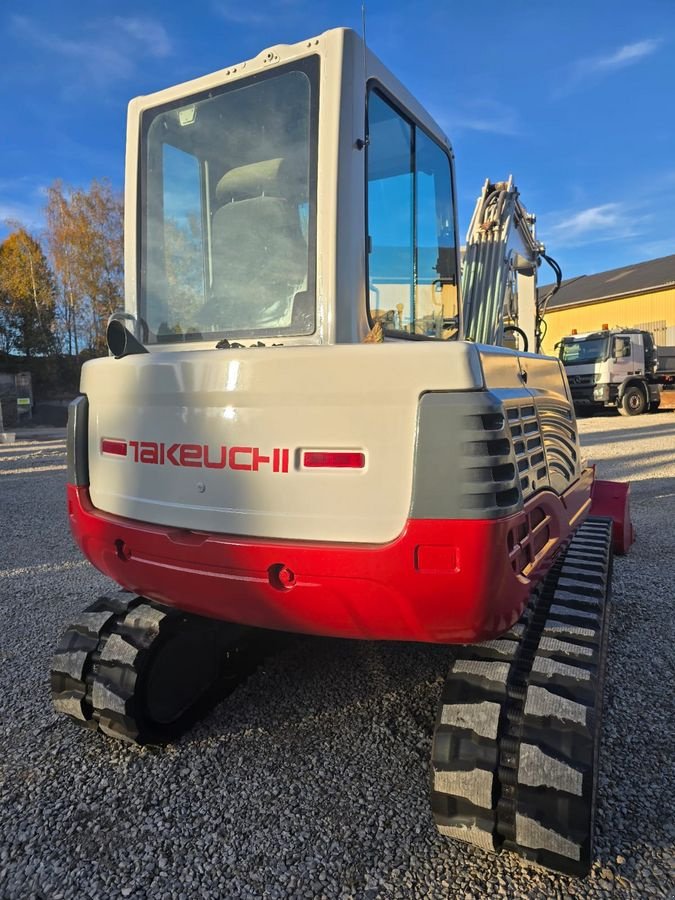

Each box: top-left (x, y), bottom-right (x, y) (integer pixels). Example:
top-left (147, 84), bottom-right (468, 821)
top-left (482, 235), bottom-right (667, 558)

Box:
top-left (83, 342), bottom-right (571, 543)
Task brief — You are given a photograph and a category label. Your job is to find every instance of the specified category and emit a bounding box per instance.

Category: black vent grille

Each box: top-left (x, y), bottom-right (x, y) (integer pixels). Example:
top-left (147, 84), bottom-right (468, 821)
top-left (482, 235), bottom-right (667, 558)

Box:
top-left (567, 372), bottom-right (595, 387)
top-left (412, 392), bottom-right (526, 521)
top-left (506, 404), bottom-right (545, 499)
top-left (460, 409), bottom-right (521, 515)
top-left (536, 400), bottom-right (579, 493)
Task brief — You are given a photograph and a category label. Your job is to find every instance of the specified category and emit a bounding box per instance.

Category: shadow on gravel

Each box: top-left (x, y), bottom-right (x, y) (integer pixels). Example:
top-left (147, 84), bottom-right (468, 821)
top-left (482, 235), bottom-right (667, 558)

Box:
top-left (0, 466), bottom-right (66, 479)
top-left (580, 420), bottom-right (675, 446)
top-left (209, 635), bottom-right (452, 734)
top-left (591, 458), bottom-right (675, 483)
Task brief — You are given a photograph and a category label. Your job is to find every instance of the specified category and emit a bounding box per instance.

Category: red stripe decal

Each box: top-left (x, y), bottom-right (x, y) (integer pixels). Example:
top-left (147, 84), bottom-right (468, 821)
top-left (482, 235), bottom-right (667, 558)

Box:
top-left (303, 451), bottom-right (365, 469)
top-left (101, 438), bottom-right (128, 457)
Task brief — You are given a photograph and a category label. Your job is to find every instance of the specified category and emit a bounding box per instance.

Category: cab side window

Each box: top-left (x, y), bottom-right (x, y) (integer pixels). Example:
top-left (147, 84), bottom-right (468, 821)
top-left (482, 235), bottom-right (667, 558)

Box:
top-left (366, 92), bottom-right (413, 333)
top-left (416, 129), bottom-right (458, 338)
top-left (614, 336), bottom-right (631, 358)
top-left (367, 89), bottom-right (458, 339)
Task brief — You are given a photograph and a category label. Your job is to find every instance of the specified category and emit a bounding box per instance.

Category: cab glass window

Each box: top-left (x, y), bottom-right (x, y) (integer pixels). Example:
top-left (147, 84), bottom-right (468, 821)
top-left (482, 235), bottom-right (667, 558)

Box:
top-left (367, 89), bottom-right (458, 339)
top-left (141, 58), bottom-right (318, 343)
top-left (366, 93), bottom-right (413, 332)
top-left (160, 145), bottom-right (205, 330)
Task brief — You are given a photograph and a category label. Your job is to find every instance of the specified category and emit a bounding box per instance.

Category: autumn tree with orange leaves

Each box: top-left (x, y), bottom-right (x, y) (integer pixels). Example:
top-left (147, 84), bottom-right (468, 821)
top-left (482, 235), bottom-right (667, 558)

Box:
top-left (0, 228), bottom-right (58, 357)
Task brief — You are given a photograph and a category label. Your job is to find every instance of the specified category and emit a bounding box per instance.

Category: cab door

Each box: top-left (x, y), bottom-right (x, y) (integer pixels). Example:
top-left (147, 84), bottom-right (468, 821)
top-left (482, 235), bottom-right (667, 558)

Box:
top-left (610, 334), bottom-right (637, 382)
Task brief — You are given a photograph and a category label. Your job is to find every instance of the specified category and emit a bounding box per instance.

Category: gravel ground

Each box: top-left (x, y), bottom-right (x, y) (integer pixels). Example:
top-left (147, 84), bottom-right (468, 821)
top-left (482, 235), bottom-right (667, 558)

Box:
top-left (1, 413), bottom-right (674, 900)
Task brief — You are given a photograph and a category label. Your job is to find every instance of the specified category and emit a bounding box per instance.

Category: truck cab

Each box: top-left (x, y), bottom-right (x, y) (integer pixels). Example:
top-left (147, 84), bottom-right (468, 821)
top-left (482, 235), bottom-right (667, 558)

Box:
top-left (558, 327), bottom-right (660, 415)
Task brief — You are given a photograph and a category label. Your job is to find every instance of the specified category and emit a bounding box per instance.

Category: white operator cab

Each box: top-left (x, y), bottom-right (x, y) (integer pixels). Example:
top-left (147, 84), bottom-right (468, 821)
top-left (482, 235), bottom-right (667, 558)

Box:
top-left (123, 27), bottom-right (462, 350)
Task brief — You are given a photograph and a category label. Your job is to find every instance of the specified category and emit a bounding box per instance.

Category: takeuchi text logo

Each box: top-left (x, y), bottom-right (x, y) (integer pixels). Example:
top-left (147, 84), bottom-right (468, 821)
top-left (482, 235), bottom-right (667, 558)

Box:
top-left (102, 439), bottom-right (290, 473)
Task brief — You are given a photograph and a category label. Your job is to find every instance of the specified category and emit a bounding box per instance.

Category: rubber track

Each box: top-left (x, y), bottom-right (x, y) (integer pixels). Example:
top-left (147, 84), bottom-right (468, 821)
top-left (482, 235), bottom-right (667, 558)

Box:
top-left (51, 592), bottom-right (264, 745)
top-left (431, 517), bottom-right (613, 876)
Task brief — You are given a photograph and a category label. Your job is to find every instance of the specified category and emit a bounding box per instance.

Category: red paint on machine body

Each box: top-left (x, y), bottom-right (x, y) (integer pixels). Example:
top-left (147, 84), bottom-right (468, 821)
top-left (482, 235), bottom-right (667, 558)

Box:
top-left (67, 469), bottom-right (596, 643)
top-left (590, 477), bottom-right (635, 555)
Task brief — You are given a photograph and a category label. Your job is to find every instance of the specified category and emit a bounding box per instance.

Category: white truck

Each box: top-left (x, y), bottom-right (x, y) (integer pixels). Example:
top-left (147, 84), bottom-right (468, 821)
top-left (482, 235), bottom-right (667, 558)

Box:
top-left (558, 327), bottom-right (675, 415)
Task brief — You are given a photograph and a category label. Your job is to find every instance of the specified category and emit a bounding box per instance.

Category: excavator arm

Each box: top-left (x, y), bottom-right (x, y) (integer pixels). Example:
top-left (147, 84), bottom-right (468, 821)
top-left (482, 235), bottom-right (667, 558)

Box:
top-left (461, 177), bottom-right (560, 353)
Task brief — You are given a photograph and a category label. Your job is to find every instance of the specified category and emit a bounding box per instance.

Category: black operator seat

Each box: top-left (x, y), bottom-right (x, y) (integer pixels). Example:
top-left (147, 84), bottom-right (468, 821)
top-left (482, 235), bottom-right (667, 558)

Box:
top-left (210, 157), bottom-right (308, 330)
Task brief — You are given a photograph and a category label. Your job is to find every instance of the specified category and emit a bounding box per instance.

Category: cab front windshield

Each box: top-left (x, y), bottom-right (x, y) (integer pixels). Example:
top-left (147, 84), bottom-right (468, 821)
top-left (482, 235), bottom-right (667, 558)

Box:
top-left (140, 58), bottom-right (318, 343)
top-left (559, 335), bottom-right (609, 365)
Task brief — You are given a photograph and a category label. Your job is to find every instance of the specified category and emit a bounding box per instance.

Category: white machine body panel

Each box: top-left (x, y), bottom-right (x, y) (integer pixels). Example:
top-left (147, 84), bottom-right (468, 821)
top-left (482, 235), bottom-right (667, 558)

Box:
top-left (85, 342), bottom-right (487, 543)
top-left (85, 343), bottom-right (575, 543)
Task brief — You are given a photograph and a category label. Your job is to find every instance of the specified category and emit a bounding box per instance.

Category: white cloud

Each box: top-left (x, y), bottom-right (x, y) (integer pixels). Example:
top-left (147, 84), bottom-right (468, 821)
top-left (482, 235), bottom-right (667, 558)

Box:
top-left (541, 169), bottom-right (675, 256)
top-left (0, 180), bottom-right (53, 237)
top-left (114, 18), bottom-right (172, 58)
top-left (434, 100), bottom-right (520, 137)
top-left (553, 204), bottom-right (623, 235)
top-left (555, 39), bottom-right (662, 97)
top-left (638, 237), bottom-right (675, 259)
top-left (587, 40), bottom-right (661, 72)
top-left (10, 14), bottom-right (173, 91)
top-left (211, 3), bottom-right (268, 26)
top-left (0, 200), bottom-right (44, 232)
top-left (544, 202), bottom-right (645, 248)
top-left (211, 0), bottom-right (304, 27)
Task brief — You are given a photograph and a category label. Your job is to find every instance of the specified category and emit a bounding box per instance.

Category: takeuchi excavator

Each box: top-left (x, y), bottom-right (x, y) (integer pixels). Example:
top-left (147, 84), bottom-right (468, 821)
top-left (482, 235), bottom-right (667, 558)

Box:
top-left (51, 28), bottom-right (633, 877)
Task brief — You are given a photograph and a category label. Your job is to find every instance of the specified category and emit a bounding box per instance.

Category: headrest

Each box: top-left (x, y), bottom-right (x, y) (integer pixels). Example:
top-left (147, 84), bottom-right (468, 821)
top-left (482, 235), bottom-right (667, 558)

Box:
top-left (215, 158), bottom-right (285, 204)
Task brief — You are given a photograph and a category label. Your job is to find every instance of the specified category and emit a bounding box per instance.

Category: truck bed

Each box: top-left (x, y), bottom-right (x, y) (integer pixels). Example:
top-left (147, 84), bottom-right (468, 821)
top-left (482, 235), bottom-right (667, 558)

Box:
top-left (657, 345), bottom-right (675, 375)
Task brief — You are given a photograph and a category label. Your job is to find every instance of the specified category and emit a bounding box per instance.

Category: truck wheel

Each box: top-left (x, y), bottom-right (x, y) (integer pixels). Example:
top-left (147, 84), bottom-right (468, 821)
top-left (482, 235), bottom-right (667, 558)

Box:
top-left (618, 386), bottom-right (646, 416)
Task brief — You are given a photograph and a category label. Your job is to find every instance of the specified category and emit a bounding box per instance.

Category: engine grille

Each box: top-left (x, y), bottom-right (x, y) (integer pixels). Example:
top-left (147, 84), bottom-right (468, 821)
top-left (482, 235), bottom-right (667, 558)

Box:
top-left (412, 390), bottom-right (581, 521)
top-left (412, 393), bottom-right (523, 520)
top-left (506, 404), bottom-right (546, 499)
top-left (537, 400), bottom-right (579, 494)
top-left (567, 373), bottom-right (595, 387)
top-left (505, 399), bottom-right (579, 498)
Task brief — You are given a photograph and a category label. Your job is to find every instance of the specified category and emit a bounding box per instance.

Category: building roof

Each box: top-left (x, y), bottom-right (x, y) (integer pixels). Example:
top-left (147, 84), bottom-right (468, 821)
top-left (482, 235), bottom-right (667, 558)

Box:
top-left (538, 253), bottom-right (675, 310)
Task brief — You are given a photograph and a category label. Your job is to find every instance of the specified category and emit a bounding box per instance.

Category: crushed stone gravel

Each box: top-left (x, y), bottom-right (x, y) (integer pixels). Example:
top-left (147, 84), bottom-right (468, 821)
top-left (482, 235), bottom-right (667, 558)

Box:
top-left (0, 412), bottom-right (673, 899)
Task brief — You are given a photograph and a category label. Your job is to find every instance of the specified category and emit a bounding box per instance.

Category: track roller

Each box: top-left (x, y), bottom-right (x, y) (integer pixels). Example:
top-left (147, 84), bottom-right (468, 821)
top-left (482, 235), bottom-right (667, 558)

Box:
top-left (431, 517), bottom-right (613, 876)
top-left (51, 592), bottom-right (260, 745)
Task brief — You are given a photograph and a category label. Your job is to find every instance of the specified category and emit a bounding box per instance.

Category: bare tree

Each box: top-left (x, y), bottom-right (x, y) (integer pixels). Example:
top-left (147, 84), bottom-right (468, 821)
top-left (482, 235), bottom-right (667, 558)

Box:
top-left (44, 179), bottom-right (124, 354)
top-left (45, 182), bottom-right (80, 354)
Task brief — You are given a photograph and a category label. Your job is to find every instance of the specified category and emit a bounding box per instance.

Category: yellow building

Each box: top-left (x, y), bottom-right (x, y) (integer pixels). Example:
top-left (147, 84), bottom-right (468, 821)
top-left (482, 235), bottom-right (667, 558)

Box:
top-left (539, 254), bottom-right (675, 354)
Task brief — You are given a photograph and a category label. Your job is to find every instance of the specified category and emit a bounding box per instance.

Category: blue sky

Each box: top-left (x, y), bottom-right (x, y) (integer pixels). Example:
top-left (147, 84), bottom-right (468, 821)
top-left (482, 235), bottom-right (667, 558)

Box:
top-left (2, 0), bottom-right (674, 281)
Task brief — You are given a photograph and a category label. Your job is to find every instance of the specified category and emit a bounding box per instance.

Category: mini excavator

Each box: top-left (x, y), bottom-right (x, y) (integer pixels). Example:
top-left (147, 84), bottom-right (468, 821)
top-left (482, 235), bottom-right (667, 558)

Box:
top-left (52, 28), bottom-right (633, 876)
